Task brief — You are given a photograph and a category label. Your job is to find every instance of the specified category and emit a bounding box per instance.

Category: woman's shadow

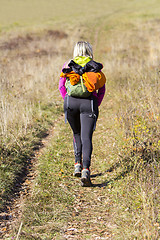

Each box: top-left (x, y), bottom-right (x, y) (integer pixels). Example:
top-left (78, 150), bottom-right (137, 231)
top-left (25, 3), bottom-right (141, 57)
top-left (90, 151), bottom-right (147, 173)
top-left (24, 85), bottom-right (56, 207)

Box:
top-left (90, 148), bottom-right (160, 188)
top-left (90, 161), bottom-right (121, 188)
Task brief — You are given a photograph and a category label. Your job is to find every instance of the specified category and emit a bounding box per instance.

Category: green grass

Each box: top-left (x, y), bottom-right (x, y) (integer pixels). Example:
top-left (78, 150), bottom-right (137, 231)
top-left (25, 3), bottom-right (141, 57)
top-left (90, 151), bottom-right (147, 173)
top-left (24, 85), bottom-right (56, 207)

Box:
top-left (0, 102), bottom-right (62, 210)
top-left (9, 98), bottom-right (159, 239)
top-left (11, 121), bottom-right (77, 239)
top-left (0, 0), bottom-right (160, 239)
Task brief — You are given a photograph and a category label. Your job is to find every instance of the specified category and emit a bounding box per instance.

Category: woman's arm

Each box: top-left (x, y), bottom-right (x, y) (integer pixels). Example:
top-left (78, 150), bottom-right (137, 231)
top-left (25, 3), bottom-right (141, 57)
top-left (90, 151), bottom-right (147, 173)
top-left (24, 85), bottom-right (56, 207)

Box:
top-left (59, 76), bottom-right (67, 99)
top-left (97, 84), bottom-right (105, 106)
top-left (59, 62), bottom-right (69, 99)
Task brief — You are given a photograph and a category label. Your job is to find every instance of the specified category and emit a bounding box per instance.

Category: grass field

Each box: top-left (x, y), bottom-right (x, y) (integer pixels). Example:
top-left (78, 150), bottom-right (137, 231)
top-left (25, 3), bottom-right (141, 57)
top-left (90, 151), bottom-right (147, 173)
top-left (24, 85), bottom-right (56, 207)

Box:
top-left (0, 0), bottom-right (160, 32)
top-left (0, 0), bottom-right (160, 239)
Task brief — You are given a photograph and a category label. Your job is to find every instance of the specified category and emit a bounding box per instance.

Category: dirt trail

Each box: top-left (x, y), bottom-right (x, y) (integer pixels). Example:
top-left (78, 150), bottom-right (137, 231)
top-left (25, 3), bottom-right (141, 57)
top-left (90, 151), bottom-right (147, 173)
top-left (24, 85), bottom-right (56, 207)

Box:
top-left (2, 101), bottom-right (117, 240)
top-left (55, 113), bottom-right (117, 240)
top-left (58, 107), bottom-right (117, 240)
top-left (0, 116), bottom-right (64, 239)
top-left (61, 188), bottom-right (114, 239)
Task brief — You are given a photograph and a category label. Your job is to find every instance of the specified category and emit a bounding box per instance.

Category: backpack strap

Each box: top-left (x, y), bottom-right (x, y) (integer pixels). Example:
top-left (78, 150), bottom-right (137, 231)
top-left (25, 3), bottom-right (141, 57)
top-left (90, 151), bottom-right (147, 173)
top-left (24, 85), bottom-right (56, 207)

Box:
top-left (80, 76), bottom-right (85, 92)
top-left (90, 97), bottom-right (97, 131)
top-left (65, 94), bottom-right (69, 123)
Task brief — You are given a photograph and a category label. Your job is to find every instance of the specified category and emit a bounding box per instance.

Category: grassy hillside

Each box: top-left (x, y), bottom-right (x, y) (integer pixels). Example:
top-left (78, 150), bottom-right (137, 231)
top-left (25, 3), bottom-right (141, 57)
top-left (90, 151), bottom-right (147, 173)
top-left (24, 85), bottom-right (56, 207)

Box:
top-left (0, 0), bottom-right (160, 31)
top-left (0, 0), bottom-right (160, 239)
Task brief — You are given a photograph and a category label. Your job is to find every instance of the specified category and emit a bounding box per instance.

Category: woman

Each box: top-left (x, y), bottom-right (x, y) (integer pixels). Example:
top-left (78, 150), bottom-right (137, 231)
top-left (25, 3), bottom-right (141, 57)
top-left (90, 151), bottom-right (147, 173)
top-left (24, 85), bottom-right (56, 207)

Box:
top-left (59, 41), bottom-right (106, 187)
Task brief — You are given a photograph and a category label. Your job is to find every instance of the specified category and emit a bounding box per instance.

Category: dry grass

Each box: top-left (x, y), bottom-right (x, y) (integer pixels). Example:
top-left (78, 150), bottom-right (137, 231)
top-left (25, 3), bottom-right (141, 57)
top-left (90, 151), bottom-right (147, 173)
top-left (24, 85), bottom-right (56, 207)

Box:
top-left (100, 18), bottom-right (160, 132)
top-left (93, 18), bottom-right (160, 239)
top-left (0, 0), bottom-right (160, 239)
top-left (0, 30), bottom-right (68, 141)
top-left (0, 28), bottom-right (75, 211)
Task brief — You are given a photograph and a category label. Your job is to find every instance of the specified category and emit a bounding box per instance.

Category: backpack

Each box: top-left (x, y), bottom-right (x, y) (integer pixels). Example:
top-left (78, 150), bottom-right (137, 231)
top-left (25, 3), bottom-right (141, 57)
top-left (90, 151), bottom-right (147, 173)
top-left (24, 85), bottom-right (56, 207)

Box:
top-left (61, 59), bottom-right (106, 98)
top-left (65, 75), bottom-right (91, 98)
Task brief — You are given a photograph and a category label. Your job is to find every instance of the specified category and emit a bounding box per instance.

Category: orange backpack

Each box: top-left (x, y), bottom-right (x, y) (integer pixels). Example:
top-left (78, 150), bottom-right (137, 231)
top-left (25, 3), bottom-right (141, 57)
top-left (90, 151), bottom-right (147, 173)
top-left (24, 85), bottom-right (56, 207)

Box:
top-left (60, 71), bottom-right (106, 93)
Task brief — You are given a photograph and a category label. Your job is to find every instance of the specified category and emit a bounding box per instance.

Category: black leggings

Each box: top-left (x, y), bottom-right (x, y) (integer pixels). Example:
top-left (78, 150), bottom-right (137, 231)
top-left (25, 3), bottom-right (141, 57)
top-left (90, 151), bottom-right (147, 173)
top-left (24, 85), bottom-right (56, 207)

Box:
top-left (64, 95), bottom-right (99, 169)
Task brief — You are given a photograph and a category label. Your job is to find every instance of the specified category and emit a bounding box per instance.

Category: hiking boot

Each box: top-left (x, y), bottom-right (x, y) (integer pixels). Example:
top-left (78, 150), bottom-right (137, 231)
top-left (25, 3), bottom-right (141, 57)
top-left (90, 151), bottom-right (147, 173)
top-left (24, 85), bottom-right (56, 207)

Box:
top-left (74, 163), bottom-right (82, 177)
top-left (81, 169), bottom-right (92, 187)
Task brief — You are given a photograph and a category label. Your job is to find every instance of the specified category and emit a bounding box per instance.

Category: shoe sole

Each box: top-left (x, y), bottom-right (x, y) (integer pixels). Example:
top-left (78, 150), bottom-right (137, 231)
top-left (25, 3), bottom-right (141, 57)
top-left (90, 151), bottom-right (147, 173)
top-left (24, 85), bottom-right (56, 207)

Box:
top-left (74, 172), bottom-right (81, 177)
top-left (81, 177), bottom-right (92, 187)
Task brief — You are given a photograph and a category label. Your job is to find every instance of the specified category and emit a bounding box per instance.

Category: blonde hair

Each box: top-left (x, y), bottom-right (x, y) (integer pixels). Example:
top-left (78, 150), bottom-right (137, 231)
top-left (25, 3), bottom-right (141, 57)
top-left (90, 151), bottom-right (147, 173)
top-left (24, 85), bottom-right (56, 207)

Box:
top-left (73, 41), bottom-right (93, 59)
